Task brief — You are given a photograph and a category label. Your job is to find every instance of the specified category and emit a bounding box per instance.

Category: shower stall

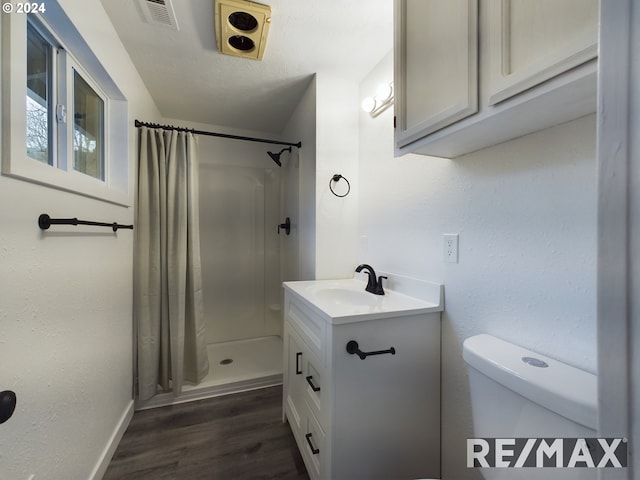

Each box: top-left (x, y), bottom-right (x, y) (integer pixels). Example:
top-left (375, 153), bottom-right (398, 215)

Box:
top-left (132, 122), bottom-right (302, 410)
top-left (178, 135), bottom-right (297, 401)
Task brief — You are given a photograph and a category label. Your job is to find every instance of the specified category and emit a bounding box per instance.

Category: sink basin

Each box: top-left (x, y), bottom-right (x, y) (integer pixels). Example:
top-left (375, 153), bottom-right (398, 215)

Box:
top-left (311, 286), bottom-right (379, 306)
top-left (283, 278), bottom-right (443, 324)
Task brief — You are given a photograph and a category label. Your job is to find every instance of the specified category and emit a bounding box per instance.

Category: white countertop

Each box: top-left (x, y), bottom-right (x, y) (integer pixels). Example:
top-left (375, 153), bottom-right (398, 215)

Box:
top-left (283, 275), bottom-right (444, 324)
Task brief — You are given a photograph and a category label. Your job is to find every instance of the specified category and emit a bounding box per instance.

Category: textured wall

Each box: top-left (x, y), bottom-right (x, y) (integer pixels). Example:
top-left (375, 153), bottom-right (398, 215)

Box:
top-left (358, 52), bottom-right (597, 479)
top-left (281, 78), bottom-right (317, 282)
top-left (0, 1), bottom-right (160, 478)
top-left (314, 74), bottom-right (360, 280)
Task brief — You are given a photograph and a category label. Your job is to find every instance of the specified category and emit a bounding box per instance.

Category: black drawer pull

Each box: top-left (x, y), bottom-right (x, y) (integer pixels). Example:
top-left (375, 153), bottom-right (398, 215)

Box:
top-left (346, 340), bottom-right (396, 360)
top-left (305, 432), bottom-right (320, 455)
top-left (305, 375), bottom-right (320, 392)
top-left (295, 352), bottom-right (302, 375)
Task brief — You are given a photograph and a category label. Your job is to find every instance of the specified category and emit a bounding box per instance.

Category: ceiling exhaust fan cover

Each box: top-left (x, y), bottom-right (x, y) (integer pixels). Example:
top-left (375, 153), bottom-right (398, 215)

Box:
top-left (215, 0), bottom-right (272, 61)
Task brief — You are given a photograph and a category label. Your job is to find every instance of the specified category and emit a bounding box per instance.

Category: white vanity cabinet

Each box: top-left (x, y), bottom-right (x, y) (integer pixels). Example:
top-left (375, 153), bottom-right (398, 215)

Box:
top-left (394, 0), bottom-right (599, 158)
top-left (282, 279), bottom-right (443, 480)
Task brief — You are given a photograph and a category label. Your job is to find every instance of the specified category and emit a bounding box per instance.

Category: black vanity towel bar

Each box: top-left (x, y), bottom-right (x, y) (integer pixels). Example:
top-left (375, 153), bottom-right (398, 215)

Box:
top-left (38, 214), bottom-right (134, 232)
top-left (346, 340), bottom-right (396, 360)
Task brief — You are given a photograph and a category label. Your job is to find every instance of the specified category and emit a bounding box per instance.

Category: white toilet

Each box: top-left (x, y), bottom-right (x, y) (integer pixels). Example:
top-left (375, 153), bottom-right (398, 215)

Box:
top-left (463, 334), bottom-right (598, 479)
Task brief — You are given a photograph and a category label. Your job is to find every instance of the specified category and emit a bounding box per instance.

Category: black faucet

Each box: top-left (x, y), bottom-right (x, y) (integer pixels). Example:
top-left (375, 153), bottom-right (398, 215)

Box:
top-left (355, 264), bottom-right (387, 295)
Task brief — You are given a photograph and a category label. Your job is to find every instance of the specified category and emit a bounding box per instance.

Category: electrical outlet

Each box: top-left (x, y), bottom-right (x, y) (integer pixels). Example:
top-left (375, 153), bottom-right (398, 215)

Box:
top-left (443, 234), bottom-right (459, 263)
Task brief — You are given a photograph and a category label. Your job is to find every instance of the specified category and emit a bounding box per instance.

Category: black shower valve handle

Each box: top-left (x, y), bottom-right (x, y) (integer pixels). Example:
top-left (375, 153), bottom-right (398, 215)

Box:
top-left (278, 217), bottom-right (291, 235)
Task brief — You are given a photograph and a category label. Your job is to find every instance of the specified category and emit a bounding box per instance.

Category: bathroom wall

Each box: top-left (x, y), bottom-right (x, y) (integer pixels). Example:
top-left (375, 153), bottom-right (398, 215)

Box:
top-left (275, 73), bottom-right (359, 284)
top-left (0, 1), bottom-right (160, 478)
top-left (313, 73), bottom-right (360, 280)
top-left (281, 77), bottom-right (317, 281)
top-left (279, 72), bottom-right (360, 282)
top-left (358, 52), bottom-right (597, 479)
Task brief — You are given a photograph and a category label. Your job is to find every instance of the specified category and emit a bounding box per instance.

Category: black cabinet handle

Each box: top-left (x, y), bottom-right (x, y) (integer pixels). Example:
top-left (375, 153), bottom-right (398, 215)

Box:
top-left (295, 352), bottom-right (302, 375)
top-left (346, 340), bottom-right (396, 360)
top-left (305, 432), bottom-right (320, 455)
top-left (305, 375), bottom-right (320, 392)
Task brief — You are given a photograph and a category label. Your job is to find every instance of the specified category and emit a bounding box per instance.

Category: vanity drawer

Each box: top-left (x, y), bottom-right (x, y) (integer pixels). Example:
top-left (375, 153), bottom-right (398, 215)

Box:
top-left (285, 292), bottom-right (326, 361)
top-left (303, 351), bottom-right (323, 423)
top-left (302, 405), bottom-right (325, 480)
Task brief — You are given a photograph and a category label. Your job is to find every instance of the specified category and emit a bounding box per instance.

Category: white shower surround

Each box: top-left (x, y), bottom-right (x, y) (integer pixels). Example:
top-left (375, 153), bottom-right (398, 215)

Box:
top-left (195, 131), bottom-right (286, 344)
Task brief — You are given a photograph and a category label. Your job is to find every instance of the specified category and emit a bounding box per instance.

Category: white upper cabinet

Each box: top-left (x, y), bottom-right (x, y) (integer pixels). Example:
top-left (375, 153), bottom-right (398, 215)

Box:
top-left (487, 0), bottom-right (598, 105)
top-left (394, 0), bottom-right (478, 147)
top-left (394, 0), bottom-right (599, 158)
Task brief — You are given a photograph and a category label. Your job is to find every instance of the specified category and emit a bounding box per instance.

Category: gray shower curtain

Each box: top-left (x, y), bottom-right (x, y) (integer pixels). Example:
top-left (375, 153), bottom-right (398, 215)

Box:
top-left (134, 127), bottom-right (209, 401)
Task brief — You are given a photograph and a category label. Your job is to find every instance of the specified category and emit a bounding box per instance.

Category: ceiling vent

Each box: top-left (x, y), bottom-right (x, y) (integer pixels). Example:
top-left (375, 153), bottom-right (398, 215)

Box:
top-left (215, 0), bottom-right (272, 61)
top-left (138, 0), bottom-right (179, 30)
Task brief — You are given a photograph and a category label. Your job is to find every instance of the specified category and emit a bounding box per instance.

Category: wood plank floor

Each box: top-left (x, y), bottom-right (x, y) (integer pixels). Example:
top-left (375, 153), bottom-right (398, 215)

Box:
top-left (103, 386), bottom-right (309, 480)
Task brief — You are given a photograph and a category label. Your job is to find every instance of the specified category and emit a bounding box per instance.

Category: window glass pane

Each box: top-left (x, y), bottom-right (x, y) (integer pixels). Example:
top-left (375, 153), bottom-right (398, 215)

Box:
top-left (73, 70), bottom-right (104, 180)
top-left (26, 23), bottom-right (52, 165)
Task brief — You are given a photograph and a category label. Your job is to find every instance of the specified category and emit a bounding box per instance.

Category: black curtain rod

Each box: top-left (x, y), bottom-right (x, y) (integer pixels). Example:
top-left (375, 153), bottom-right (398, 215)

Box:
top-left (134, 120), bottom-right (302, 148)
top-left (38, 214), bottom-right (133, 232)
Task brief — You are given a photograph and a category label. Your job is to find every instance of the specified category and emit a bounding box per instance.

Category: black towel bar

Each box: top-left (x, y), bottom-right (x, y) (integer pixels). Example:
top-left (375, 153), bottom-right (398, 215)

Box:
top-left (346, 340), bottom-right (396, 360)
top-left (38, 214), bottom-right (134, 232)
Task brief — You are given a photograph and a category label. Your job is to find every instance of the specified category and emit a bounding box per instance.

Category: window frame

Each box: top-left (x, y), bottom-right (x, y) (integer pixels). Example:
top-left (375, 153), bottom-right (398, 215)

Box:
top-left (25, 20), bottom-right (56, 167)
top-left (1, 4), bottom-right (129, 206)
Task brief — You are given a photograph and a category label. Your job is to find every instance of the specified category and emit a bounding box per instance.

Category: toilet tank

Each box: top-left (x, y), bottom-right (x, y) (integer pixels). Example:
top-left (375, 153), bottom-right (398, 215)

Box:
top-left (463, 334), bottom-right (597, 437)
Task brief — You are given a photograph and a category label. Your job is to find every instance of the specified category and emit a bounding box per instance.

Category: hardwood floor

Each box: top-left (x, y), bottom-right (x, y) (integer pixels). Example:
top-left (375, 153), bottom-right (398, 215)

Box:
top-left (104, 386), bottom-right (309, 480)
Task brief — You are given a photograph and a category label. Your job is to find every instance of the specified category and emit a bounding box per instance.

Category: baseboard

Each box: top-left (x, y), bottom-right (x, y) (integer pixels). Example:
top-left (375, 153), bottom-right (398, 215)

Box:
top-left (89, 400), bottom-right (134, 480)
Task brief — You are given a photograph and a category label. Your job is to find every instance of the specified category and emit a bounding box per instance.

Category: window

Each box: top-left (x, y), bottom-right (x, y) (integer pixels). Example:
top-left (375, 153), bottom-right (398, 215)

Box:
top-left (24, 18), bottom-right (109, 182)
top-left (73, 69), bottom-right (105, 181)
top-left (2, 5), bottom-right (129, 205)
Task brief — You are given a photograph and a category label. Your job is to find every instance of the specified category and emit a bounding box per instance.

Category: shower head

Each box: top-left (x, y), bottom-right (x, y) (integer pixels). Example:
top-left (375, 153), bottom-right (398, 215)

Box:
top-left (267, 147), bottom-right (291, 167)
top-left (267, 151), bottom-right (282, 167)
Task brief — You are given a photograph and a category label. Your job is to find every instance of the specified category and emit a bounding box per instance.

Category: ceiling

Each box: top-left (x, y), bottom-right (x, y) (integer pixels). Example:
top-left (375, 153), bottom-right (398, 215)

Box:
top-left (101, 0), bottom-right (393, 134)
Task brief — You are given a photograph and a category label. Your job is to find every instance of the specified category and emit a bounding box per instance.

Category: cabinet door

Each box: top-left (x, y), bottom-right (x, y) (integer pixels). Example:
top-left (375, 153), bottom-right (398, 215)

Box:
top-left (395, 0), bottom-right (478, 148)
top-left (487, 0), bottom-right (598, 105)
top-left (284, 324), bottom-right (307, 434)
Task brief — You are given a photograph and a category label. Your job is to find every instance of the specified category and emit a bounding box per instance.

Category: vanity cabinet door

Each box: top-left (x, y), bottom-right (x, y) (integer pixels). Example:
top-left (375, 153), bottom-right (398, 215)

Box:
top-left (487, 0), bottom-right (598, 105)
top-left (283, 323), bottom-right (307, 436)
top-left (394, 0), bottom-right (478, 149)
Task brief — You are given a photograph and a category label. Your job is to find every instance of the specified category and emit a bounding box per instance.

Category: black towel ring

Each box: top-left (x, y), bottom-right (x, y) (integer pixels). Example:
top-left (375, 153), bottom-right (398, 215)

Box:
top-left (329, 174), bottom-right (351, 198)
